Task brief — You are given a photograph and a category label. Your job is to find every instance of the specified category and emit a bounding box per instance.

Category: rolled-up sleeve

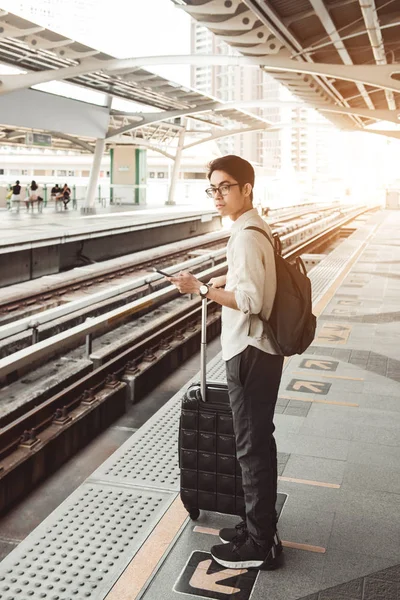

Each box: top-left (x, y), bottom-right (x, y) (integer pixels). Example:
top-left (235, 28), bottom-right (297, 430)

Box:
top-left (232, 231), bottom-right (265, 315)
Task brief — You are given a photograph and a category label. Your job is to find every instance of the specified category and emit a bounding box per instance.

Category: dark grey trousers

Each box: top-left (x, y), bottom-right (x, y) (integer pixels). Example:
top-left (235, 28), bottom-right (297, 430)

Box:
top-left (226, 345), bottom-right (284, 547)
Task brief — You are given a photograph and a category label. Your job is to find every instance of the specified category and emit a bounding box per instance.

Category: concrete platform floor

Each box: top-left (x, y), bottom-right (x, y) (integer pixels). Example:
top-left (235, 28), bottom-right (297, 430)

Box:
top-left (0, 210), bottom-right (399, 600)
top-left (0, 202), bottom-right (216, 247)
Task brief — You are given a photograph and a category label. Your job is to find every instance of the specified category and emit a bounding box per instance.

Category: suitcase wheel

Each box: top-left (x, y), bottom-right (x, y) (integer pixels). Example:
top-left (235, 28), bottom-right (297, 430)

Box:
top-left (186, 507), bottom-right (200, 520)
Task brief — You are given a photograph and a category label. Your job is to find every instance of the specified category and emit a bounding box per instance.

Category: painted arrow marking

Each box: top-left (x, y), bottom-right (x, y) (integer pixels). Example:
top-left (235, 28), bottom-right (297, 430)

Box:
top-left (292, 381), bottom-right (328, 393)
top-left (303, 360), bottom-right (335, 370)
top-left (316, 323), bottom-right (351, 344)
top-left (317, 334), bottom-right (347, 342)
top-left (326, 325), bottom-right (351, 332)
top-left (189, 559), bottom-right (247, 594)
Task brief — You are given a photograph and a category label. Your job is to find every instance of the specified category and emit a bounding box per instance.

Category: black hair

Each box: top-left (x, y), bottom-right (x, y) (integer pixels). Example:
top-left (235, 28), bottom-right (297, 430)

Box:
top-left (31, 180), bottom-right (38, 191)
top-left (16, 180), bottom-right (20, 184)
top-left (207, 155), bottom-right (254, 202)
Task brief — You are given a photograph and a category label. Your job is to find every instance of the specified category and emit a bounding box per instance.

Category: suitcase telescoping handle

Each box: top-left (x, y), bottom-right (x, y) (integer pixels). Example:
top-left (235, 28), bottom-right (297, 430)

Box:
top-left (200, 297), bottom-right (207, 402)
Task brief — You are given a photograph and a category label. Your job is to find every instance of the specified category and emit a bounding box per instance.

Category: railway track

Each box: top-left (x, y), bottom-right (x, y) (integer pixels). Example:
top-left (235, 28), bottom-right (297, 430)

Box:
top-left (0, 204), bottom-right (365, 359)
top-left (0, 202), bottom-right (349, 322)
top-left (0, 204), bottom-right (376, 514)
top-left (0, 230), bottom-right (230, 321)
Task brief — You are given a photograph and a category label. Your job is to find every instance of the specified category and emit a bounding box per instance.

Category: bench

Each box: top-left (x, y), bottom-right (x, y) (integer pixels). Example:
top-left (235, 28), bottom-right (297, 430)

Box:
top-left (9, 198), bottom-right (22, 213)
top-left (45, 196), bottom-right (78, 210)
top-left (25, 198), bottom-right (44, 213)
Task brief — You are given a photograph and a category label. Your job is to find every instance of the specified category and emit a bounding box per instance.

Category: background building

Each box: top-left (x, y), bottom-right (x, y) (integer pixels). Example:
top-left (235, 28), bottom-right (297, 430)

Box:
top-left (13, 0), bottom-right (99, 41)
top-left (190, 21), bottom-right (344, 184)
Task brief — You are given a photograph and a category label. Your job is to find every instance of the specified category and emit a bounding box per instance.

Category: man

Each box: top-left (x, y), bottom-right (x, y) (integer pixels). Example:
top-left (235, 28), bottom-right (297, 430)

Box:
top-left (169, 155), bottom-right (284, 570)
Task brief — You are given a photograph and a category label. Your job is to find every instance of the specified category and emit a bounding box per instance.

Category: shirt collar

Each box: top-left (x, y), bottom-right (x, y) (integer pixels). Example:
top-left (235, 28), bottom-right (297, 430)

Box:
top-left (230, 207), bottom-right (258, 233)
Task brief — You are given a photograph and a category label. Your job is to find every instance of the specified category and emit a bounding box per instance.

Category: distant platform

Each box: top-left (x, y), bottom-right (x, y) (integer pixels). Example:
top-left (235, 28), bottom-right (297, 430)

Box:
top-left (0, 204), bottom-right (221, 286)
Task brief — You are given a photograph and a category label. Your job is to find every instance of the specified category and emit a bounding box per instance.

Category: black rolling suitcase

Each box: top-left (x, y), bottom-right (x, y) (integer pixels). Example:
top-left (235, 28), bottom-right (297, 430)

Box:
top-left (179, 298), bottom-right (243, 520)
top-left (179, 298), bottom-right (288, 522)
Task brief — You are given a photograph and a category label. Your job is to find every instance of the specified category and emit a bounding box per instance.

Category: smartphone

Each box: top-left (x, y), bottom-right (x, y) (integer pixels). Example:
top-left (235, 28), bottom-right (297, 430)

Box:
top-left (153, 267), bottom-right (170, 277)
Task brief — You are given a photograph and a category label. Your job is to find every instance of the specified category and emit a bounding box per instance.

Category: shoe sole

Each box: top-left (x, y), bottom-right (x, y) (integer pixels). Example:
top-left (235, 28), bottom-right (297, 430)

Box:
top-left (211, 553), bottom-right (282, 570)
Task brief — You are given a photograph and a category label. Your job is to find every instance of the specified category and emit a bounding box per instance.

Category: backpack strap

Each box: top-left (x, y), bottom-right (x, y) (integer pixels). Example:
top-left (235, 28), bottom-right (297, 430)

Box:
top-left (244, 226), bottom-right (281, 254)
top-left (243, 226), bottom-right (280, 353)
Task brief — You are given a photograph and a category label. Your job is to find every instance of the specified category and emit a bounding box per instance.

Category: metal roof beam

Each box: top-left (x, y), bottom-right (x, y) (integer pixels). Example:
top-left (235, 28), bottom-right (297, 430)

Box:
top-left (243, 0), bottom-right (349, 112)
top-left (183, 125), bottom-right (273, 150)
top-left (48, 131), bottom-right (94, 153)
top-left (308, 0), bottom-right (374, 110)
top-left (106, 101), bottom-right (221, 139)
top-left (359, 0), bottom-right (396, 110)
top-left (179, 0), bottom-right (241, 16)
top-left (318, 104), bottom-right (400, 124)
top-left (4, 130), bottom-right (25, 140)
top-left (0, 24), bottom-right (45, 39)
top-left (296, 10), bottom-right (400, 56)
top-left (109, 97), bottom-right (400, 132)
top-left (21, 36), bottom-right (74, 51)
top-left (2, 54), bottom-right (400, 98)
top-left (283, 0), bottom-right (358, 27)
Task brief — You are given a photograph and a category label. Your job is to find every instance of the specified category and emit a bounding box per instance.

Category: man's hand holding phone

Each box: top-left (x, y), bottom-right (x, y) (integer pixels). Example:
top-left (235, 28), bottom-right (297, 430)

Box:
top-left (152, 267), bottom-right (170, 277)
top-left (208, 275), bottom-right (226, 289)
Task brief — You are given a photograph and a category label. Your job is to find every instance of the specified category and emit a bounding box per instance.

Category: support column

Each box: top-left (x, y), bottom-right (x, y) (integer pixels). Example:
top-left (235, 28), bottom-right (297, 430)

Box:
top-left (82, 94), bottom-right (111, 215)
top-left (82, 138), bottom-right (105, 214)
top-left (135, 148), bottom-right (147, 205)
top-left (166, 123), bottom-right (186, 206)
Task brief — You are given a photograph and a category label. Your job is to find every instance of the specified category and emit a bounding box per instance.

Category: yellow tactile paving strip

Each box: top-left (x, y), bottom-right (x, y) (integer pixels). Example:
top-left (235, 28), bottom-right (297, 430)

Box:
top-left (279, 394), bottom-right (359, 407)
top-left (105, 496), bottom-right (187, 600)
top-left (193, 527), bottom-right (326, 554)
top-left (293, 372), bottom-right (364, 381)
top-left (278, 476), bottom-right (340, 489)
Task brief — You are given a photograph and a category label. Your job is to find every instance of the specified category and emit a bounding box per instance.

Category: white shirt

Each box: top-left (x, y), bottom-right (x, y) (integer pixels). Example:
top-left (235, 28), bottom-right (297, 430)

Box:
top-left (29, 186), bottom-right (39, 200)
top-left (221, 208), bottom-right (277, 361)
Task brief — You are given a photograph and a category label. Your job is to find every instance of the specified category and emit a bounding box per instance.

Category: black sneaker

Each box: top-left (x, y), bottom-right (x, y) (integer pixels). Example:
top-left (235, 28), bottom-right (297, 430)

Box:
top-left (211, 535), bottom-right (283, 570)
top-left (219, 523), bottom-right (283, 556)
top-left (219, 520), bottom-right (247, 544)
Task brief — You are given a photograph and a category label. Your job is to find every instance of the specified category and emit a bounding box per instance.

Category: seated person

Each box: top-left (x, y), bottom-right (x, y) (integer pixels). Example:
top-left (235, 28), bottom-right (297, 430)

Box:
top-left (10, 180), bottom-right (22, 211)
top-left (25, 180), bottom-right (40, 210)
top-left (51, 183), bottom-right (61, 199)
top-left (57, 183), bottom-right (71, 210)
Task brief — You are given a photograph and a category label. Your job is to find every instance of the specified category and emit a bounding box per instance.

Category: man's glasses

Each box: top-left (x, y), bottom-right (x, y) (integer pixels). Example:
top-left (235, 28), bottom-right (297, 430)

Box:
top-left (205, 183), bottom-right (239, 198)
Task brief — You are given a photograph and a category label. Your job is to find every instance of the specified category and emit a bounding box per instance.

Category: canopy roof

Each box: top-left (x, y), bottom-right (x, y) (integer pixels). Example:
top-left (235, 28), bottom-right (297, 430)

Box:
top-left (176, 0), bottom-right (400, 131)
top-left (1, 2), bottom-right (399, 153)
top-left (0, 8), bottom-right (273, 152)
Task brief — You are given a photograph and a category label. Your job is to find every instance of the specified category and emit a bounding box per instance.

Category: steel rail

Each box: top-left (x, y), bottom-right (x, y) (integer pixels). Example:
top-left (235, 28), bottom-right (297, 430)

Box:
top-left (0, 264), bottom-right (225, 381)
top-left (0, 205), bottom-right (361, 342)
top-left (0, 229), bottom-right (231, 315)
top-left (0, 202), bottom-right (344, 317)
top-left (284, 206), bottom-right (375, 259)
top-left (0, 299), bottom-right (222, 457)
top-left (0, 248), bottom-right (226, 342)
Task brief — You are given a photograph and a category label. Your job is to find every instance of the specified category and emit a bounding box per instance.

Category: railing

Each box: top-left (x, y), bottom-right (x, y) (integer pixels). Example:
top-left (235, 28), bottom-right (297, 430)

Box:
top-left (0, 249), bottom-right (226, 342)
top-left (0, 263), bottom-right (223, 381)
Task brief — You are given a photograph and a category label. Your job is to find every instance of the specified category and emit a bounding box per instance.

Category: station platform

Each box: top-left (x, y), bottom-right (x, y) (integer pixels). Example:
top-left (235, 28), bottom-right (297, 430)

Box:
top-left (0, 208), bottom-right (399, 600)
top-left (0, 204), bottom-right (220, 286)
